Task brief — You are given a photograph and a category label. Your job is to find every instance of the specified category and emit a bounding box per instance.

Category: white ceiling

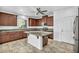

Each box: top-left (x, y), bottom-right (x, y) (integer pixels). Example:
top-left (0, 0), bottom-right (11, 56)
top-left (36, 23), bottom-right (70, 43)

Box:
top-left (0, 6), bottom-right (74, 18)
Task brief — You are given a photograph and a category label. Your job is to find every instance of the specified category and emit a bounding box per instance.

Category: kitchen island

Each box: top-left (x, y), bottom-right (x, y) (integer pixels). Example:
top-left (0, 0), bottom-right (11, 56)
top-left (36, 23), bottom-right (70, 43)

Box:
top-left (25, 31), bottom-right (52, 50)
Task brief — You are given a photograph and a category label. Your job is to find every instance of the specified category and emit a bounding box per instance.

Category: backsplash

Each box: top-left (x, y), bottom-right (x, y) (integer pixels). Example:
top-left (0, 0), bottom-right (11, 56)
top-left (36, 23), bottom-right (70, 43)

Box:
top-left (27, 26), bottom-right (53, 29)
top-left (0, 26), bottom-right (19, 29)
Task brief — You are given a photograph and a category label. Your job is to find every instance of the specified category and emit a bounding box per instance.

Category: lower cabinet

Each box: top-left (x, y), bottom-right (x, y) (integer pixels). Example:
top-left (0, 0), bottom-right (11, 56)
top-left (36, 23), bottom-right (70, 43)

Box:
top-left (43, 36), bottom-right (48, 47)
top-left (0, 32), bottom-right (10, 43)
top-left (0, 31), bottom-right (27, 44)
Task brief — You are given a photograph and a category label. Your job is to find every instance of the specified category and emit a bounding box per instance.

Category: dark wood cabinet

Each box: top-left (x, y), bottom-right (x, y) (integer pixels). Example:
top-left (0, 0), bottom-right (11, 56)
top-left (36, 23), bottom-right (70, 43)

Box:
top-left (42, 16), bottom-right (48, 23)
top-left (29, 18), bottom-right (35, 26)
top-left (0, 31), bottom-right (27, 44)
top-left (38, 19), bottom-right (42, 26)
top-left (29, 18), bottom-right (42, 26)
top-left (28, 16), bottom-right (53, 26)
top-left (42, 16), bottom-right (53, 26)
top-left (0, 12), bottom-right (17, 26)
top-left (47, 16), bottom-right (53, 26)
top-left (0, 32), bottom-right (10, 43)
top-left (43, 36), bottom-right (48, 47)
top-left (36, 19), bottom-right (42, 26)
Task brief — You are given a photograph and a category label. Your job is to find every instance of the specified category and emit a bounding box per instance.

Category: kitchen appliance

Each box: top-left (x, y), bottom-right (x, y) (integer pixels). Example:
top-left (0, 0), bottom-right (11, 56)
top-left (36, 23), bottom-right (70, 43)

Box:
top-left (42, 23), bottom-right (48, 31)
top-left (73, 16), bottom-right (79, 52)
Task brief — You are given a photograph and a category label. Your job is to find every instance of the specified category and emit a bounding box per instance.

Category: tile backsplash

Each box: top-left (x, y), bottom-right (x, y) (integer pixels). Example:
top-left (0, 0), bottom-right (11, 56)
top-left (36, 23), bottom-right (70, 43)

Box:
top-left (0, 26), bottom-right (19, 30)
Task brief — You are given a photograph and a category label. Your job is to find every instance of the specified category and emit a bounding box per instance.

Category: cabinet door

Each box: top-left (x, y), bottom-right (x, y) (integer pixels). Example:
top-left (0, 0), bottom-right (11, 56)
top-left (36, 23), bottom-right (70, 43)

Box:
top-left (29, 18), bottom-right (37, 26)
top-left (29, 18), bottom-right (33, 26)
top-left (23, 33), bottom-right (27, 38)
top-left (8, 15), bottom-right (17, 26)
top-left (0, 12), bottom-right (17, 26)
top-left (0, 13), bottom-right (9, 25)
top-left (43, 36), bottom-right (48, 47)
top-left (0, 33), bottom-right (2, 43)
top-left (31, 19), bottom-right (35, 26)
top-left (47, 16), bottom-right (53, 26)
top-left (0, 32), bottom-right (10, 43)
top-left (42, 16), bottom-right (47, 23)
top-left (38, 19), bottom-right (42, 26)
top-left (19, 31), bottom-right (23, 39)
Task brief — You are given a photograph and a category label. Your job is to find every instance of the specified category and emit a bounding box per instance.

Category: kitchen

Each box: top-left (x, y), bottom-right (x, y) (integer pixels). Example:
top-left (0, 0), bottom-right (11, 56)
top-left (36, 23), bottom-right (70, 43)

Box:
top-left (0, 6), bottom-right (78, 53)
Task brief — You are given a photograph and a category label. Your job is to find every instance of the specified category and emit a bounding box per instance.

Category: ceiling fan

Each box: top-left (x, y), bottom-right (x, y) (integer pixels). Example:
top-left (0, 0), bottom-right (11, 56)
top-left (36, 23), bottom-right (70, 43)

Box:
top-left (36, 8), bottom-right (47, 15)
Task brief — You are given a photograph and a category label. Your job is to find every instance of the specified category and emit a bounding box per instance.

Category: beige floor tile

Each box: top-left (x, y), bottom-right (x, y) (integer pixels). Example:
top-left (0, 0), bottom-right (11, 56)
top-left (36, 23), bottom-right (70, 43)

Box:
top-left (0, 38), bottom-right (74, 53)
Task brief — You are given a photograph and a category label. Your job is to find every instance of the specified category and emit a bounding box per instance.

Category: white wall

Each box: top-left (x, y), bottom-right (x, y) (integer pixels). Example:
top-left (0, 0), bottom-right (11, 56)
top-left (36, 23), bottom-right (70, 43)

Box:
top-left (54, 7), bottom-right (78, 44)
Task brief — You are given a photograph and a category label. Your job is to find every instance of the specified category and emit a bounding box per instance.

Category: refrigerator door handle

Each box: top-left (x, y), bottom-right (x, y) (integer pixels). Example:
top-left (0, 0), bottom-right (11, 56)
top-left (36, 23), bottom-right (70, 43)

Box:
top-left (73, 19), bottom-right (76, 34)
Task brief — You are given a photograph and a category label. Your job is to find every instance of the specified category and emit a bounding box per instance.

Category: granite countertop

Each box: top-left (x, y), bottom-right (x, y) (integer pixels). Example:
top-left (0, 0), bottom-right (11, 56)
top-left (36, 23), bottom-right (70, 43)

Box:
top-left (0, 28), bottom-right (53, 33)
top-left (0, 29), bottom-right (25, 32)
top-left (25, 31), bottom-right (52, 36)
top-left (26, 28), bottom-right (53, 32)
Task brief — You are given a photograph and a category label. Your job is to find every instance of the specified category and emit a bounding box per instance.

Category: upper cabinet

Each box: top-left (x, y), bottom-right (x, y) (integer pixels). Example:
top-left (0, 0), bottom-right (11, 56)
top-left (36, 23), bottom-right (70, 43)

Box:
top-left (0, 12), bottom-right (17, 26)
top-left (28, 15), bottom-right (53, 26)
top-left (29, 18), bottom-right (42, 26)
top-left (47, 16), bottom-right (53, 26)
top-left (42, 16), bottom-right (53, 26)
top-left (29, 18), bottom-right (36, 26)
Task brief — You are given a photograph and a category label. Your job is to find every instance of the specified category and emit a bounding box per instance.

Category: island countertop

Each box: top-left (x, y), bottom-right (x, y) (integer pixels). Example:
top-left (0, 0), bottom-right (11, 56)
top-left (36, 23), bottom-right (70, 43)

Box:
top-left (25, 31), bottom-right (52, 36)
top-left (0, 28), bottom-right (53, 36)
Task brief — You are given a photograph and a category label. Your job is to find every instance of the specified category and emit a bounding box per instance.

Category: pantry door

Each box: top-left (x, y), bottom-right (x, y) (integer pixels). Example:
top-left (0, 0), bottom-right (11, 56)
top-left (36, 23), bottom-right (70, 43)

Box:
top-left (61, 17), bottom-right (75, 44)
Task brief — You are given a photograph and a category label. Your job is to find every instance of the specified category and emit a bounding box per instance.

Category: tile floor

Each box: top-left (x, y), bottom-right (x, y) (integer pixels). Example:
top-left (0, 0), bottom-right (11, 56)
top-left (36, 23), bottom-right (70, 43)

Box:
top-left (0, 38), bottom-right (75, 53)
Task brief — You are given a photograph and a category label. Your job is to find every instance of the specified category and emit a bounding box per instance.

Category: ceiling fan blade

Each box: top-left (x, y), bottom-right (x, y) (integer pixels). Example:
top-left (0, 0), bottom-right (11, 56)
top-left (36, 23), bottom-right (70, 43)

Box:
top-left (37, 8), bottom-right (41, 11)
top-left (40, 12), bottom-right (45, 15)
top-left (36, 8), bottom-right (47, 15)
top-left (36, 12), bottom-right (39, 15)
top-left (42, 10), bottom-right (47, 12)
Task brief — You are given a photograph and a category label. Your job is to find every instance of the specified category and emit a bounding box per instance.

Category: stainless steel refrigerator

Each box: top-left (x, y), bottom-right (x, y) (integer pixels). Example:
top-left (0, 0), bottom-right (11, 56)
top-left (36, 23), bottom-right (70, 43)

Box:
top-left (73, 16), bottom-right (79, 52)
